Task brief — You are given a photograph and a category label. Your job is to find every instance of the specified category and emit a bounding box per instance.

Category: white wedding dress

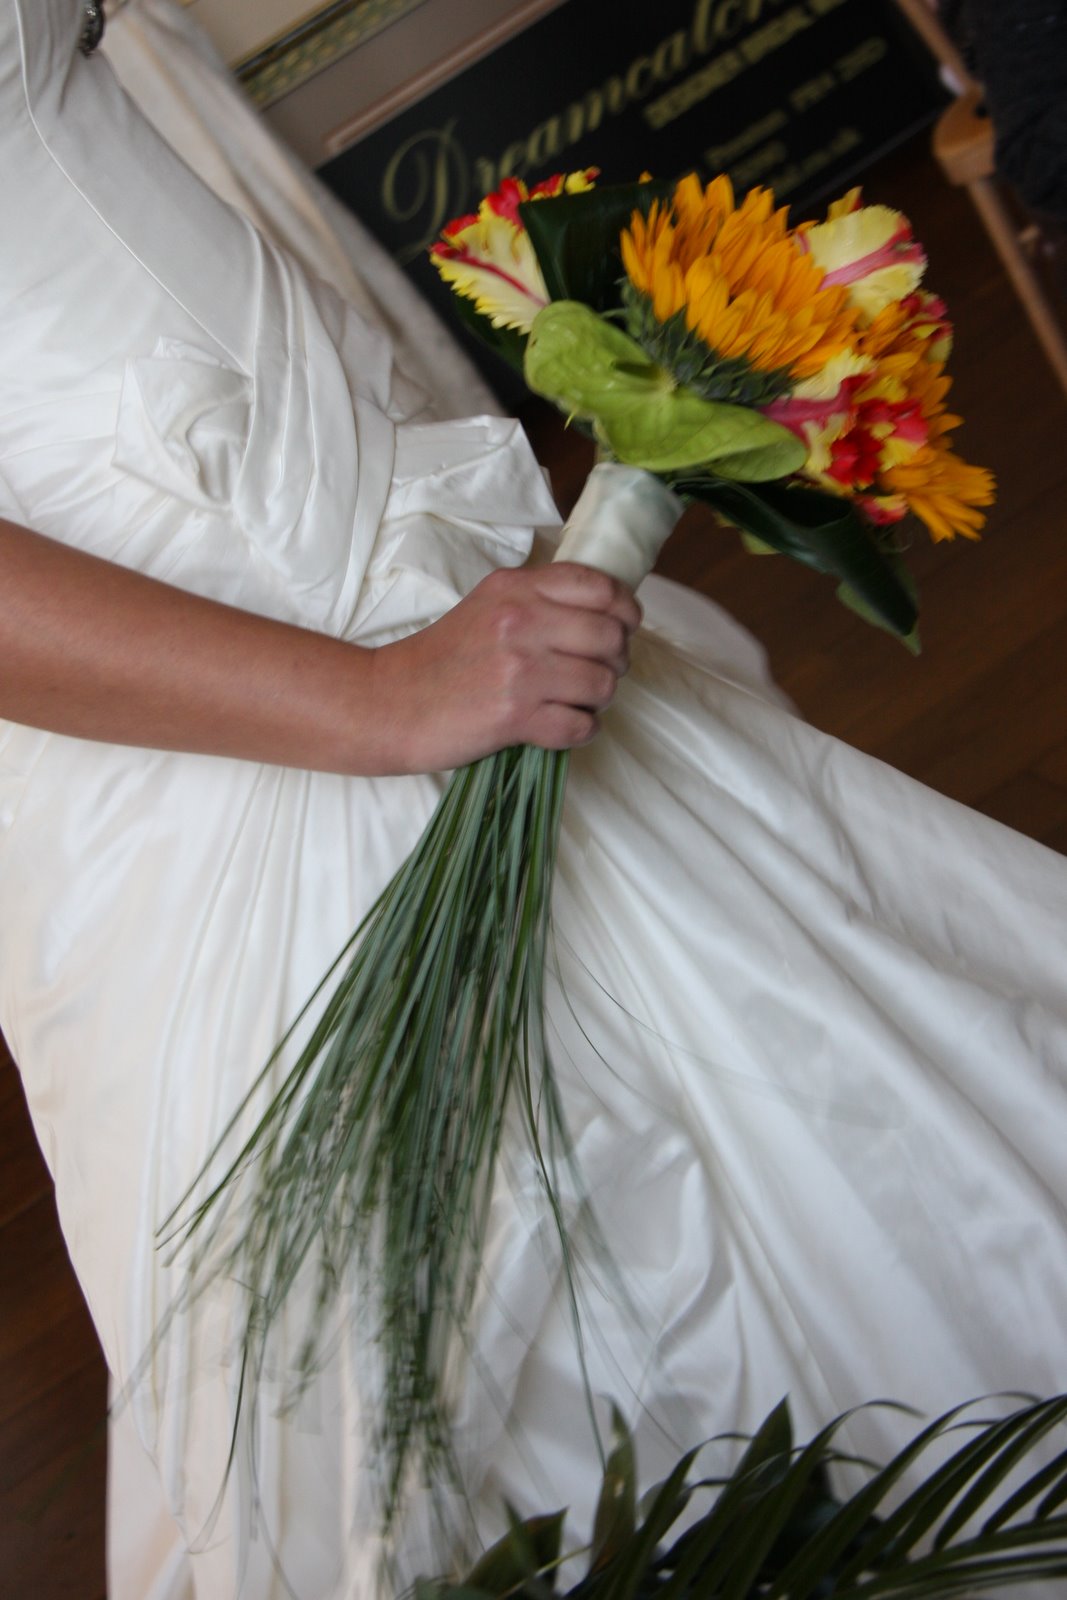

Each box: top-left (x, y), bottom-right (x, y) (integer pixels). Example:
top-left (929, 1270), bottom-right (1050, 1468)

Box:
top-left (2, 4), bottom-right (1066, 1597)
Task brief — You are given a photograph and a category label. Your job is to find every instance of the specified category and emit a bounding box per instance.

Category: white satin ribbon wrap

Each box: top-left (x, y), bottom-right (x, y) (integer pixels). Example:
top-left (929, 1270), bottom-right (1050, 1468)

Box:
top-left (554, 462), bottom-right (685, 588)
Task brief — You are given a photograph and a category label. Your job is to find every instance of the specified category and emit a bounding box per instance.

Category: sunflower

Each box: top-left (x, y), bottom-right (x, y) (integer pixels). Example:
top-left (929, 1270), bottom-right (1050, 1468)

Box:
top-left (620, 173), bottom-right (860, 406)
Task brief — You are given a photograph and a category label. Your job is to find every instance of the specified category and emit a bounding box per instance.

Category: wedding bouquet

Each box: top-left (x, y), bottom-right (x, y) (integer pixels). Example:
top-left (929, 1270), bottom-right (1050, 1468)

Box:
top-left (432, 168), bottom-right (992, 628)
top-left (165, 170), bottom-right (994, 1525)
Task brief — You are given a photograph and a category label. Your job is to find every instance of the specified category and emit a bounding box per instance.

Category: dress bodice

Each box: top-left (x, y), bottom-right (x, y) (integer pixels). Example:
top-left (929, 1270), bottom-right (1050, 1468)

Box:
top-left (0, 0), bottom-right (555, 863)
top-left (0, 0), bottom-right (413, 634)
top-left (0, 0), bottom-right (550, 640)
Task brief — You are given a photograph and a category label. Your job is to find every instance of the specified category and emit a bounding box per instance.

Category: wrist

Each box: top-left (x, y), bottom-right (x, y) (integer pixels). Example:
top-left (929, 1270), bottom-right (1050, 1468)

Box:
top-left (360, 639), bottom-right (417, 776)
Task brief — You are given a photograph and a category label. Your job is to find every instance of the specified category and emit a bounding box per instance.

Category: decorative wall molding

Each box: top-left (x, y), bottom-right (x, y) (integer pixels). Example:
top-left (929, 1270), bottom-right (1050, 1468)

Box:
top-left (323, 0), bottom-right (560, 155)
top-left (228, 0), bottom-right (429, 107)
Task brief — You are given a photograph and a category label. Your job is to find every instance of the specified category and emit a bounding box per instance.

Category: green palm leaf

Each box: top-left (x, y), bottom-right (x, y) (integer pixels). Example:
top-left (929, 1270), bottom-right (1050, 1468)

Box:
top-left (589, 1406), bottom-right (639, 1574)
top-left (430, 1396), bottom-right (1067, 1599)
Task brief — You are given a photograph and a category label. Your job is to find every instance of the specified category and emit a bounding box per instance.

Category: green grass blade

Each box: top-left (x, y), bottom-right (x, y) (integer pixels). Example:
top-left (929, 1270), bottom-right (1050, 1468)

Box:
top-left (158, 742), bottom-right (592, 1540)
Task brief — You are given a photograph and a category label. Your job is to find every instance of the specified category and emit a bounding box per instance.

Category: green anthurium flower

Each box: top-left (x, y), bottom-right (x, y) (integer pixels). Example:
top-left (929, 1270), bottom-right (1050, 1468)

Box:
top-left (524, 301), bottom-right (806, 479)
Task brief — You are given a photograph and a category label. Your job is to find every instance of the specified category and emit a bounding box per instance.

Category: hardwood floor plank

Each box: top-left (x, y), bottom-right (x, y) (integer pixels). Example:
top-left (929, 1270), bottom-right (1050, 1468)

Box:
top-left (0, 1050), bottom-right (51, 1229)
top-left (1037, 736), bottom-right (1067, 788)
top-left (0, 1189), bottom-right (103, 1415)
top-left (0, 1355), bottom-right (107, 1600)
top-left (870, 617), bottom-right (1067, 808)
top-left (977, 771), bottom-right (1067, 850)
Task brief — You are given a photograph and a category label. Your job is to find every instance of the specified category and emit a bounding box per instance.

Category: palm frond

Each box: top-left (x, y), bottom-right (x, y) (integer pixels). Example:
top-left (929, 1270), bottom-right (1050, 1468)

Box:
top-left (420, 1396), bottom-right (1067, 1599)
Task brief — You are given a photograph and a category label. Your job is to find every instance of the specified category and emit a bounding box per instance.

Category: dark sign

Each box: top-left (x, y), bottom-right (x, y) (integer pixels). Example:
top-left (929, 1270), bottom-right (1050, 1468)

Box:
top-left (319, 0), bottom-right (945, 390)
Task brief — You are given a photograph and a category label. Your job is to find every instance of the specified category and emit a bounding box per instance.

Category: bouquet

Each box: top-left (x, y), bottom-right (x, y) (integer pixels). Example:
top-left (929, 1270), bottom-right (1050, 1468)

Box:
top-left (432, 168), bottom-right (992, 632)
top-left (164, 170), bottom-right (994, 1528)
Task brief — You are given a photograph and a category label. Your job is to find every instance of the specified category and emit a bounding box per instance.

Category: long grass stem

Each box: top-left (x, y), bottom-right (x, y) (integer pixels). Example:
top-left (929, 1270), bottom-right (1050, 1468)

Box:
top-left (164, 744), bottom-right (576, 1531)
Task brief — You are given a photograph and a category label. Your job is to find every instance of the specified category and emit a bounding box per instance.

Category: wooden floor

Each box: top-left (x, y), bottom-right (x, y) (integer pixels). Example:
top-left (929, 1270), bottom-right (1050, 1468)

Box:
top-left (2, 133), bottom-right (1066, 1599)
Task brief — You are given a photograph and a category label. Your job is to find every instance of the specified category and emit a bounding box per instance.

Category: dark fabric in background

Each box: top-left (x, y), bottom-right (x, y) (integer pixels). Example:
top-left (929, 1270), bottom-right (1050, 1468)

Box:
top-left (944, 0), bottom-right (1067, 220)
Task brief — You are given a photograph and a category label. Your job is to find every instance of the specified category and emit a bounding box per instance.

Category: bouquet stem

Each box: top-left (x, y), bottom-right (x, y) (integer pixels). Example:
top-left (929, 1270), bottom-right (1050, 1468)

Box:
top-left (165, 741), bottom-right (574, 1519)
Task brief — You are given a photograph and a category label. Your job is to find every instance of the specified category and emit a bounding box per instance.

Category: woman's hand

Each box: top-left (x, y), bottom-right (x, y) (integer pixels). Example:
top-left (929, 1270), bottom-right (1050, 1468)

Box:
top-left (368, 562), bottom-right (643, 773)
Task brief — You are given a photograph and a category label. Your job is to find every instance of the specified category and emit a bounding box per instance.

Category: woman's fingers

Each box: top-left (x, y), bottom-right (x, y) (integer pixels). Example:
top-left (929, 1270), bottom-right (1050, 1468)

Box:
top-left (484, 564), bottom-right (639, 678)
top-left (503, 606), bottom-right (631, 679)
top-left (373, 561), bottom-right (645, 771)
top-left (532, 561), bottom-right (643, 635)
top-left (525, 702), bottom-right (599, 751)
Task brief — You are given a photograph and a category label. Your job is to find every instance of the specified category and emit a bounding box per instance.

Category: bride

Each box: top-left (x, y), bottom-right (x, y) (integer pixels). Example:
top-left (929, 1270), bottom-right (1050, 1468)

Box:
top-left (3, 2), bottom-right (1066, 1596)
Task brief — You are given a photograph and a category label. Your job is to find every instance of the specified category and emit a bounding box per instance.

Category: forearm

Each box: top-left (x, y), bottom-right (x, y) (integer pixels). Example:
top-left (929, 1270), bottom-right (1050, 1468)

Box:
top-left (0, 519), bottom-right (389, 772)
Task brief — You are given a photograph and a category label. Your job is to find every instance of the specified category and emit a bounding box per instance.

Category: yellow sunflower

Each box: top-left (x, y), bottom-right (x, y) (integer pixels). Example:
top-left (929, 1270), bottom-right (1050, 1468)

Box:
top-left (621, 173), bottom-right (859, 402)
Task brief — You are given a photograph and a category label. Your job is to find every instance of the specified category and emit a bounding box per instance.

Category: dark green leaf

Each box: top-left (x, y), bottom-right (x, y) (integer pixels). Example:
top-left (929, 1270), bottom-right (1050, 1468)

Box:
top-left (816, 1401), bottom-right (1067, 1592)
top-left (832, 1536), bottom-right (1067, 1598)
top-left (730, 1396), bottom-right (794, 1480)
top-left (935, 1400), bottom-right (1067, 1546)
top-left (414, 1586), bottom-right (494, 1600)
top-left (449, 289), bottom-right (529, 375)
top-left (518, 180), bottom-right (671, 309)
top-left (764, 1405), bottom-right (973, 1598)
top-left (424, 1396), bottom-right (1067, 1600)
top-left (837, 568), bottom-right (920, 654)
top-left (983, 1449), bottom-right (1067, 1533)
top-left (676, 476), bottom-right (918, 638)
top-left (708, 1418), bottom-right (857, 1598)
top-left (464, 1506), bottom-right (566, 1592)
top-left (590, 1449), bottom-right (699, 1600)
top-left (661, 1413), bottom-right (851, 1600)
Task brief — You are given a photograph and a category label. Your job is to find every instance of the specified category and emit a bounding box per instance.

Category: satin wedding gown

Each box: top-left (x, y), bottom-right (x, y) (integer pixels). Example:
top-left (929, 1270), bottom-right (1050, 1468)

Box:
top-left (2, 4), bottom-right (1066, 1597)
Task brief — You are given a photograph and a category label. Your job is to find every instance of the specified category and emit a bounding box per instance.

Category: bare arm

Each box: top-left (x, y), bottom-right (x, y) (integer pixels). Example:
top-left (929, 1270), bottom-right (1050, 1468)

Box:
top-left (0, 519), bottom-right (641, 776)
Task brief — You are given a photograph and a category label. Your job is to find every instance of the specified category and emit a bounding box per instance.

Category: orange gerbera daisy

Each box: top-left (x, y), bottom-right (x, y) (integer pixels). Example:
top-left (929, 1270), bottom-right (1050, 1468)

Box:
top-left (781, 303), bottom-right (994, 540)
top-left (877, 357), bottom-right (995, 542)
top-left (621, 173), bottom-right (859, 403)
